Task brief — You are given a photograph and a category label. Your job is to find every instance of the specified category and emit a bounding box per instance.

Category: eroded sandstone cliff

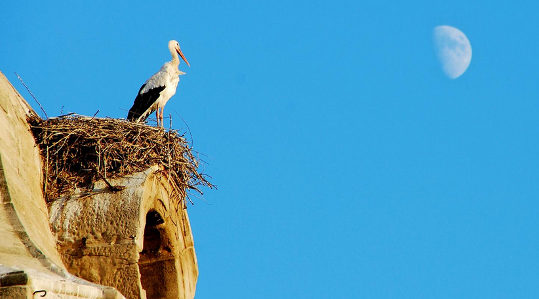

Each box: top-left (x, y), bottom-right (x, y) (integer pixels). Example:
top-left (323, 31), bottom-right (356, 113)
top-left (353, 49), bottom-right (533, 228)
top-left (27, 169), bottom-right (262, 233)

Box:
top-left (0, 71), bottom-right (202, 299)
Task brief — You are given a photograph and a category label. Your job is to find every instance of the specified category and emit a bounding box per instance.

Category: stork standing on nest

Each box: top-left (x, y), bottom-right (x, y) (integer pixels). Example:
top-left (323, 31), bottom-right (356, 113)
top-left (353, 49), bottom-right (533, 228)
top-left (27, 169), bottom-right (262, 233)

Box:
top-left (127, 40), bottom-right (190, 126)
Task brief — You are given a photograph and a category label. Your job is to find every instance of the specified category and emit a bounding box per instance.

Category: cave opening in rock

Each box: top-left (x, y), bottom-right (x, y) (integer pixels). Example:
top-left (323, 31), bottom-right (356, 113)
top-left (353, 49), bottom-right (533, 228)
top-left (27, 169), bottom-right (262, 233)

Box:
top-left (138, 210), bottom-right (179, 298)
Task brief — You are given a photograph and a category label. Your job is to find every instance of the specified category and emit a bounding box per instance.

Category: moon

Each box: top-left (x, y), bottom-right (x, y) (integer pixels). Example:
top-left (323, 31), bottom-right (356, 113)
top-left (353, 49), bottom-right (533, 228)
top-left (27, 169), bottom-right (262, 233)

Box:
top-left (433, 25), bottom-right (472, 79)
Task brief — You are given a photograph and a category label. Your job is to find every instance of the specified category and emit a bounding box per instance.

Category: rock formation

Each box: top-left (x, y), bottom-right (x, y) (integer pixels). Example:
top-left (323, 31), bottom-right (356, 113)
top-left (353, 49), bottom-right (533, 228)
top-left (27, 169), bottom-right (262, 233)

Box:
top-left (0, 71), bottom-right (201, 299)
top-left (49, 166), bottom-right (198, 299)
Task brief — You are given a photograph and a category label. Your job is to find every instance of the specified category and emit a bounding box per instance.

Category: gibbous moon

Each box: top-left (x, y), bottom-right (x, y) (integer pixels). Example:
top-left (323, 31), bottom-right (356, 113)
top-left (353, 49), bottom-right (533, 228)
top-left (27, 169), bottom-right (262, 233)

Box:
top-left (433, 25), bottom-right (472, 79)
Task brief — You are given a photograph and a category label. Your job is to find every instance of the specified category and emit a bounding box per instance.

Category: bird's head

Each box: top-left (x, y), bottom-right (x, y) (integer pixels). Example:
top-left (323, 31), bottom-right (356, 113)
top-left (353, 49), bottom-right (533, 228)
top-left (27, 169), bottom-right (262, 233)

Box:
top-left (169, 40), bottom-right (190, 67)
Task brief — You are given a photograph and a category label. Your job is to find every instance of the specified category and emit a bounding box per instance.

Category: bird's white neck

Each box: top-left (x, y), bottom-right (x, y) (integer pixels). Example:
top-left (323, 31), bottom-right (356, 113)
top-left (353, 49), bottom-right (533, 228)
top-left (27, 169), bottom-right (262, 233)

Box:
top-left (170, 50), bottom-right (180, 66)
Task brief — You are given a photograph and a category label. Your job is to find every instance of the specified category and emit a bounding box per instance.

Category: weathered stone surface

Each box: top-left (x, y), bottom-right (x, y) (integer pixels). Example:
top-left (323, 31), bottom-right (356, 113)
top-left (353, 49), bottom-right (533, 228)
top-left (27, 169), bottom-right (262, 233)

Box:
top-left (50, 166), bottom-right (199, 299)
top-left (0, 71), bottom-right (199, 299)
top-left (0, 71), bottom-right (124, 298)
top-left (0, 285), bottom-right (31, 298)
top-left (0, 71), bottom-right (63, 270)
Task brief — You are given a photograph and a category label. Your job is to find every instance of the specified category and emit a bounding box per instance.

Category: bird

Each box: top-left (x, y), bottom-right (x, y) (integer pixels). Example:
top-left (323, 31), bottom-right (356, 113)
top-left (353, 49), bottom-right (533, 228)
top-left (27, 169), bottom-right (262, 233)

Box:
top-left (127, 40), bottom-right (190, 126)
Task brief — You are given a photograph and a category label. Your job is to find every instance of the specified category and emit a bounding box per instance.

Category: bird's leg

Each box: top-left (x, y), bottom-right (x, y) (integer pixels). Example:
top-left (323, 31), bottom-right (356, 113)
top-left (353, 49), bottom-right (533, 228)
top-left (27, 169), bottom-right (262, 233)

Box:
top-left (156, 109), bottom-right (162, 127)
top-left (160, 109), bottom-right (165, 127)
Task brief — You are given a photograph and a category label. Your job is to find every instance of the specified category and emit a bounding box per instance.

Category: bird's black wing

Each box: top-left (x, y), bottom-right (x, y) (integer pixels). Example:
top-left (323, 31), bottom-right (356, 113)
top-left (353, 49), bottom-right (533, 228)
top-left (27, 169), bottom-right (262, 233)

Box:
top-left (127, 83), bottom-right (166, 122)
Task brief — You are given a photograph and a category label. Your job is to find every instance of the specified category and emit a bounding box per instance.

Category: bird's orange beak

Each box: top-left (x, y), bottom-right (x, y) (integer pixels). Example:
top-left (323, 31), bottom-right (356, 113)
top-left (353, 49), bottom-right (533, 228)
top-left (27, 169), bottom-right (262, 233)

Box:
top-left (177, 48), bottom-right (190, 67)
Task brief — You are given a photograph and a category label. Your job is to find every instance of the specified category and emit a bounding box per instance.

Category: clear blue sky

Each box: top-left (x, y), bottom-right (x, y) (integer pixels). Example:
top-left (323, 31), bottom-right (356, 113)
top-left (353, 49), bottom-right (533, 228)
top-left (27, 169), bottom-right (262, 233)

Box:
top-left (2, 1), bottom-right (539, 298)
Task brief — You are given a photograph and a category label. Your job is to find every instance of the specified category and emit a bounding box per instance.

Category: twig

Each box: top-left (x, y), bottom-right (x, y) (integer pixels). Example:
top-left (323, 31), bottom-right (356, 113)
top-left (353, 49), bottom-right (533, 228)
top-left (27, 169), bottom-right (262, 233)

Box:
top-left (14, 72), bottom-right (48, 119)
top-left (95, 167), bottom-right (125, 192)
top-left (44, 146), bottom-right (49, 198)
top-left (173, 109), bottom-right (193, 149)
top-left (56, 112), bottom-right (76, 118)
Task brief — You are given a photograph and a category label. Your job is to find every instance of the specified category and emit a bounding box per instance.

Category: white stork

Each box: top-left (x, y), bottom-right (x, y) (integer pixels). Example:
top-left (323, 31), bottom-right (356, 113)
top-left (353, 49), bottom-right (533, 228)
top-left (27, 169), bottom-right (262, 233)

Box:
top-left (127, 40), bottom-right (190, 126)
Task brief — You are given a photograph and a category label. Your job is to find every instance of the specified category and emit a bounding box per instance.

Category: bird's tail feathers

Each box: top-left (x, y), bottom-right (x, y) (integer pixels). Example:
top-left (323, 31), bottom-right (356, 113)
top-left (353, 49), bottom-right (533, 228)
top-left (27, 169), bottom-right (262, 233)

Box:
top-left (127, 109), bottom-right (150, 122)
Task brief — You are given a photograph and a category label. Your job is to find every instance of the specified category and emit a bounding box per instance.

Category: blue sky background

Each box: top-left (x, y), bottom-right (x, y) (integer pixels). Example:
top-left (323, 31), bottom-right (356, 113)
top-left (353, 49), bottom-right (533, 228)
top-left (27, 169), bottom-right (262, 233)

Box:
top-left (2, 1), bottom-right (539, 298)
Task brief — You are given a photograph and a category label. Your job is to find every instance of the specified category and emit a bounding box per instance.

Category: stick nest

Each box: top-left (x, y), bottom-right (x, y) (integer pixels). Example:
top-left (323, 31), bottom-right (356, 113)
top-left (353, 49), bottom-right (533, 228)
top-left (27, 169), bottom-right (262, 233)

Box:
top-left (28, 115), bottom-right (214, 205)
